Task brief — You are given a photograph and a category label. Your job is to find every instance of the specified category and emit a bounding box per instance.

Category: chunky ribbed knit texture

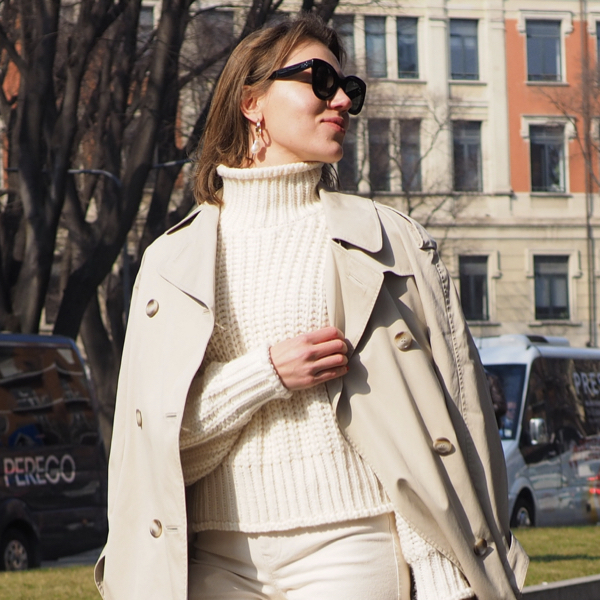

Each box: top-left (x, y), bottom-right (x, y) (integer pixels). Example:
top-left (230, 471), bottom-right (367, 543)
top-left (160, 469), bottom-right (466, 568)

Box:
top-left (396, 515), bottom-right (474, 600)
top-left (179, 161), bottom-right (473, 599)
top-left (182, 162), bottom-right (392, 533)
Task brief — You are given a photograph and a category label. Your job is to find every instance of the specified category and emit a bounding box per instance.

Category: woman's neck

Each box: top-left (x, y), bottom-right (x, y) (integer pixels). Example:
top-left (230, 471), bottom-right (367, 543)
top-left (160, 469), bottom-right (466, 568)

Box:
top-left (216, 162), bottom-right (323, 230)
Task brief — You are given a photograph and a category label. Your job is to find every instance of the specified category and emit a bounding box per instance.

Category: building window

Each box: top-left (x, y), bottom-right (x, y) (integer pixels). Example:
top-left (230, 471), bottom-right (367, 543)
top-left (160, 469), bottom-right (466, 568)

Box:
top-left (399, 120), bottom-right (421, 192)
top-left (366, 16), bottom-right (387, 78)
top-left (333, 15), bottom-right (356, 72)
top-left (369, 119), bottom-right (390, 192)
top-left (453, 121), bottom-right (482, 192)
top-left (397, 18), bottom-right (418, 78)
top-left (338, 120), bottom-right (358, 191)
top-left (534, 256), bottom-right (569, 319)
top-left (530, 125), bottom-right (564, 192)
top-left (526, 20), bottom-right (561, 82)
top-left (459, 256), bottom-right (489, 321)
top-left (138, 5), bottom-right (155, 47)
top-left (450, 19), bottom-right (479, 80)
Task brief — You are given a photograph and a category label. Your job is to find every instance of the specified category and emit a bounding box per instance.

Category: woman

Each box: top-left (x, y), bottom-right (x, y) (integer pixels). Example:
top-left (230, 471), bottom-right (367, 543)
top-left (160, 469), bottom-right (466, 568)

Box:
top-left (94, 13), bottom-right (528, 600)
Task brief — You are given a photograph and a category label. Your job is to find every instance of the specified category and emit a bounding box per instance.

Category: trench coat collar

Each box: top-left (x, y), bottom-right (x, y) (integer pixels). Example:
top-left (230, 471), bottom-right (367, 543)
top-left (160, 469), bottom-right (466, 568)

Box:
top-left (158, 203), bottom-right (219, 311)
top-left (156, 189), bottom-right (391, 326)
top-left (318, 186), bottom-right (383, 254)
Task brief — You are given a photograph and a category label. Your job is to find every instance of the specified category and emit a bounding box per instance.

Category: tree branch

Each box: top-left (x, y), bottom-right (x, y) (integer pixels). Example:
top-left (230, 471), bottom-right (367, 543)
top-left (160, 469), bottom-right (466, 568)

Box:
top-left (0, 21), bottom-right (26, 72)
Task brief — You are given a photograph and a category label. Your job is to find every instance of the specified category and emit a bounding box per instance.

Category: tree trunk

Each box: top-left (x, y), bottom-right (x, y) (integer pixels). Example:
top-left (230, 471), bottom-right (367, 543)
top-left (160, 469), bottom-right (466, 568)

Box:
top-left (79, 292), bottom-right (121, 453)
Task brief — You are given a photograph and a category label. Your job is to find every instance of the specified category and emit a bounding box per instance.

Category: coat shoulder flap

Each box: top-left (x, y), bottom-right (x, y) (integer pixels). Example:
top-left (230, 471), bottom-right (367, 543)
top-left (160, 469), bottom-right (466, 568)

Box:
top-left (374, 202), bottom-right (437, 252)
top-left (165, 205), bottom-right (204, 235)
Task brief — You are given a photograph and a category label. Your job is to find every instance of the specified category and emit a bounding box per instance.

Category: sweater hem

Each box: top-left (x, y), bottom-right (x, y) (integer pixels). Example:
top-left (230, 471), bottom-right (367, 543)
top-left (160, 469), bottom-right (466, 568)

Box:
top-left (189, 503), bottom-right (395, 534)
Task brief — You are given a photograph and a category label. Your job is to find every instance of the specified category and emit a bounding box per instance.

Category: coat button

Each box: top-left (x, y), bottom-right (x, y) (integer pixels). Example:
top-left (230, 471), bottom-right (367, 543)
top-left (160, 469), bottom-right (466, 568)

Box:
top-left (473, 537), bottom-right (488, 556)
top-left (146, 299), bottom-right (159, 317)
top-left (433, 437), bottom-right (454, 456)
top-left (394, 331), bottom-right (413, 351)
top-left (150, 519), bottom-right (163, 538)
top-left (136, 409), bottom-right (142, 428)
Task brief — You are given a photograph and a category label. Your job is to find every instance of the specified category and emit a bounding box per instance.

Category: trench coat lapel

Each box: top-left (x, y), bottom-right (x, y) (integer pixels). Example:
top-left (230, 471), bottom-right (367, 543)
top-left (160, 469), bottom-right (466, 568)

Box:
top-left (157, 203), bottom-right (220, 310)
top-left (156, 190), bottom-right (392, 354)
top-left (320, 189), bottom-right (386, 407)
top-left (320, 188), bottom-right (385, 351)
top-left (157, 189), bottom-right (388, 336)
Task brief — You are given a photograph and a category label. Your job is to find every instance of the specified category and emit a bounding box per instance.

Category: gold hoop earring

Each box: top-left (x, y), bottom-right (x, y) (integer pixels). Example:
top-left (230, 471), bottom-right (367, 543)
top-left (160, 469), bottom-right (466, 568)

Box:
top-left (251, 120), bottom-right (262, 155)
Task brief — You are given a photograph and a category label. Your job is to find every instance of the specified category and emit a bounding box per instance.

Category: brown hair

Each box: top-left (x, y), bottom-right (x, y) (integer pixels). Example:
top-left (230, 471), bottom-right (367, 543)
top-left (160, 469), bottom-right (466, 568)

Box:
top-left (193, 13), bottom-right (345, 205)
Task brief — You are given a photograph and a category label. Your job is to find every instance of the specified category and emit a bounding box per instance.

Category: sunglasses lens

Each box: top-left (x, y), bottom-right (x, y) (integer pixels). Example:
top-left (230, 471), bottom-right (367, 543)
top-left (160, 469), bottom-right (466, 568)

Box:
top-left (313, 62), bottom-right (337, 99)
top-left (309, 60), bottom-right (366, 114)
top-left (343, 78), bottom-right (365, 115)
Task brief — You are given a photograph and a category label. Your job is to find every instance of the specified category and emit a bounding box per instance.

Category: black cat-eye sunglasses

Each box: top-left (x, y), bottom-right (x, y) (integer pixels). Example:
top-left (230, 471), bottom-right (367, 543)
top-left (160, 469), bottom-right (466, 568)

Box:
top-left (269, 58), bottom-right (367, 115)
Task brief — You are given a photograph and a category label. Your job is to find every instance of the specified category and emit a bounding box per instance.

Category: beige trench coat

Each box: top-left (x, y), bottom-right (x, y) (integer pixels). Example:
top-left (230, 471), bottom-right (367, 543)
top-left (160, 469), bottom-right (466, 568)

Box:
top-left (94, 188), bottom-right (528, 600)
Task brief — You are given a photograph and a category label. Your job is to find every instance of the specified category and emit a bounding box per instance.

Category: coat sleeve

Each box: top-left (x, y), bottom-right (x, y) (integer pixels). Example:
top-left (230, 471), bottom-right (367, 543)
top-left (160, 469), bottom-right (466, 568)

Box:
top-left (377, 205), bottom-right (509, 522)
top-left (375, 204), bottom-right (528, 595)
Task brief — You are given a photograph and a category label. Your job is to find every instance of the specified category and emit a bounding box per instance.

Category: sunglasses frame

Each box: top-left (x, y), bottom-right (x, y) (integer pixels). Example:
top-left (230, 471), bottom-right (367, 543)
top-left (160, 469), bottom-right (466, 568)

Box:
top-left (269, 58), bottom-right (367, 115)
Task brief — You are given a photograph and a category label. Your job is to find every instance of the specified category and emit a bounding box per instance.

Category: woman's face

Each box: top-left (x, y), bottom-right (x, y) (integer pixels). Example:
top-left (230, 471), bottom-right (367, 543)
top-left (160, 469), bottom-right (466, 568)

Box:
top-left (247, 41), bottom-right (353, 167)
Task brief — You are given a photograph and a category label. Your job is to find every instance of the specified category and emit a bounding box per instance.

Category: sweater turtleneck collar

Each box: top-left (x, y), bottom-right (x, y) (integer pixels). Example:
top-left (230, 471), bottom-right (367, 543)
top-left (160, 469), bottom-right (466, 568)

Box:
top-left (216, 162), bottom-right (323, 230)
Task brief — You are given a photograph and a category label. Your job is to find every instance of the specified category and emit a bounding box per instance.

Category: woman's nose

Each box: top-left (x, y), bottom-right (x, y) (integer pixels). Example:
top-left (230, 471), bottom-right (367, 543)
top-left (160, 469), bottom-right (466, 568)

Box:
top-left (329, 86), bottom-right (353, 112)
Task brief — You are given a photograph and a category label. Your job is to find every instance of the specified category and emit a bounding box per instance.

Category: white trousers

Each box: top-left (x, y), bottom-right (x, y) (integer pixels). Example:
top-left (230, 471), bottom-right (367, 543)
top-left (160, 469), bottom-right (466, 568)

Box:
top-left (188, 513), bottom-right (403, 600)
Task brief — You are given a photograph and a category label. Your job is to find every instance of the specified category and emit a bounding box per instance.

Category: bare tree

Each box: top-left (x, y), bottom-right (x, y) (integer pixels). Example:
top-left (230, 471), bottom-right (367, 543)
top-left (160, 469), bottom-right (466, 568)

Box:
top-left (0, 0), bottom-right (339, 445)
top-left (343, 90), bottom-right (476, 251)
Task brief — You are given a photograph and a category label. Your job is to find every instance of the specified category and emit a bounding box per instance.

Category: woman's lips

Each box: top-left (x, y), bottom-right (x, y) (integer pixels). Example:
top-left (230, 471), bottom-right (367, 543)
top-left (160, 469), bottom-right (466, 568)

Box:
top-left (323, 117), bottom-right (346, 132)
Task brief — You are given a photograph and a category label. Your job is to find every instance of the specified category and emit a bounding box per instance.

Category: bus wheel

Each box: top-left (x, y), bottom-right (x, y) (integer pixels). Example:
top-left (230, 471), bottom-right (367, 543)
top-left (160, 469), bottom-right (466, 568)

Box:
top-left (510, 497), bottom-right (534, 528)
top-left (0, 528), bottom-right (33, 571)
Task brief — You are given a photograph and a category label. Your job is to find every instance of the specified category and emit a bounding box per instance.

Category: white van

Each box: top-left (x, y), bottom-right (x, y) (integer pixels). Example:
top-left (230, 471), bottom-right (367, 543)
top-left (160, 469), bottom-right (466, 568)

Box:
top-left (475, 334), bottom-right (600, 528)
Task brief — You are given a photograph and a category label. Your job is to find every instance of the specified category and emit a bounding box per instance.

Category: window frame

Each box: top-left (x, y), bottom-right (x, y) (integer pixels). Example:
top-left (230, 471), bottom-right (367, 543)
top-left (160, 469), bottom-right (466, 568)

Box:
top-left (533, 255), bottom-right (570, 320)
top-left (529, 124), bottom-right (565, 193)
top-left (138, 2), bottom-right (158, 48)
top-left (332, 15), bottom-right (356, 73)
top-left (368, 118), bottom-right (391, 192)
top-left (517, 11), bottom-right (573, 85)
top-left (449, 19), bottom-right (479, 81)
top-left (398, 119), bottom-right (422, 192)
top-left (452, 120), bottom-right (483, 192)
top-left (396, 17), bottom-right (419, 79)
top-left (365, 16), bottom-right (388, 78)
top-left (525, 20), bottom-right (562, 83)
top-left (520, 116), bottom-right (575, 195)
top-left (525, 249), bottom-right (582, 324)
top-left (452, 250), bottom-right (501, 324)
top-left (459, 255), bottom-right (490, 321)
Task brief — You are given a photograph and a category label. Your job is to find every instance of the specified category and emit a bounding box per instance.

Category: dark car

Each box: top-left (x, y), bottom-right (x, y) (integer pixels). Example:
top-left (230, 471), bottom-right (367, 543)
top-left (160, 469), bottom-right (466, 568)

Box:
top-left (0, 334), bottom-right (107, 570)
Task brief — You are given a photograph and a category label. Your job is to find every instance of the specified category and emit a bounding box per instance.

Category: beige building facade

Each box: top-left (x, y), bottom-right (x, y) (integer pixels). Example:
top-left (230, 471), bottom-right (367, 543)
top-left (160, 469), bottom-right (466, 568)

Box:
top-left (137, 0), bottom-right (600, 347)
top-left (322, 0), bottom-right (600, 348)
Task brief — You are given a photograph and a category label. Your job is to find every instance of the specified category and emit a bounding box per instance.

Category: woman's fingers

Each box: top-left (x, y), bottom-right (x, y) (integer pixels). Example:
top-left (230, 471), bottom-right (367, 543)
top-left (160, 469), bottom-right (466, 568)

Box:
top-left (269, 327), bottom-right (349, 391)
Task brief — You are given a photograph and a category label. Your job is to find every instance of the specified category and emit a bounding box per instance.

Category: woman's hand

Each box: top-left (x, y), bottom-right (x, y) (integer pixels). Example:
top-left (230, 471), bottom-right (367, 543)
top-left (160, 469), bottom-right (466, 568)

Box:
top-left (269, 326), bottom-right (348, 391)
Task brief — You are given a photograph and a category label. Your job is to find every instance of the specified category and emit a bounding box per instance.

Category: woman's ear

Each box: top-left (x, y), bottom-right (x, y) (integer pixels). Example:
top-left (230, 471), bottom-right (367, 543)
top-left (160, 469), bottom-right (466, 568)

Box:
top-left (241, 85), bottom-right (262, 123)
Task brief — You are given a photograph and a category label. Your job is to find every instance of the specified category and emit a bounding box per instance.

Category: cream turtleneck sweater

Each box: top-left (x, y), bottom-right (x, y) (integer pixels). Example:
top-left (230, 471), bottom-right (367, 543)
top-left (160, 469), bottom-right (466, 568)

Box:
top-left (179, 162), bottom-right (473, 600)
top-left (181, 162), bottom-right (392, 532)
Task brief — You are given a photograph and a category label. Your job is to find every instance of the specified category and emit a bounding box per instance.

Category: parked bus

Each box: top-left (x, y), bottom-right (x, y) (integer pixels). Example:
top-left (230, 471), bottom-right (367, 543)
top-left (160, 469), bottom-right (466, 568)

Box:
top-left (0, 334), bottom-right (107, 570)
top-left (475, 334), bottom-right (600, 528)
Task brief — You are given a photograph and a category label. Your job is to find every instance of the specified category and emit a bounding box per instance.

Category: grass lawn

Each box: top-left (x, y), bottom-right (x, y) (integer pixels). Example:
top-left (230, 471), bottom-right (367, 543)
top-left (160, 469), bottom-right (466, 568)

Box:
top-left (0, 527), bottom-right (599, 596)
top-left (515, 525), bottom-right (600, 586)
top-left (0, 565), bottom-right (97, 600)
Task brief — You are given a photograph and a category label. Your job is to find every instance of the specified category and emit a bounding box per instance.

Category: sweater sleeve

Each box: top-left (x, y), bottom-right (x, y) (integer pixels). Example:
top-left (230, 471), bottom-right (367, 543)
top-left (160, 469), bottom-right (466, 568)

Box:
top-left (179, 344), bottom-right (292, 486)
top-left (395, 513), bottom-right (475, 600)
